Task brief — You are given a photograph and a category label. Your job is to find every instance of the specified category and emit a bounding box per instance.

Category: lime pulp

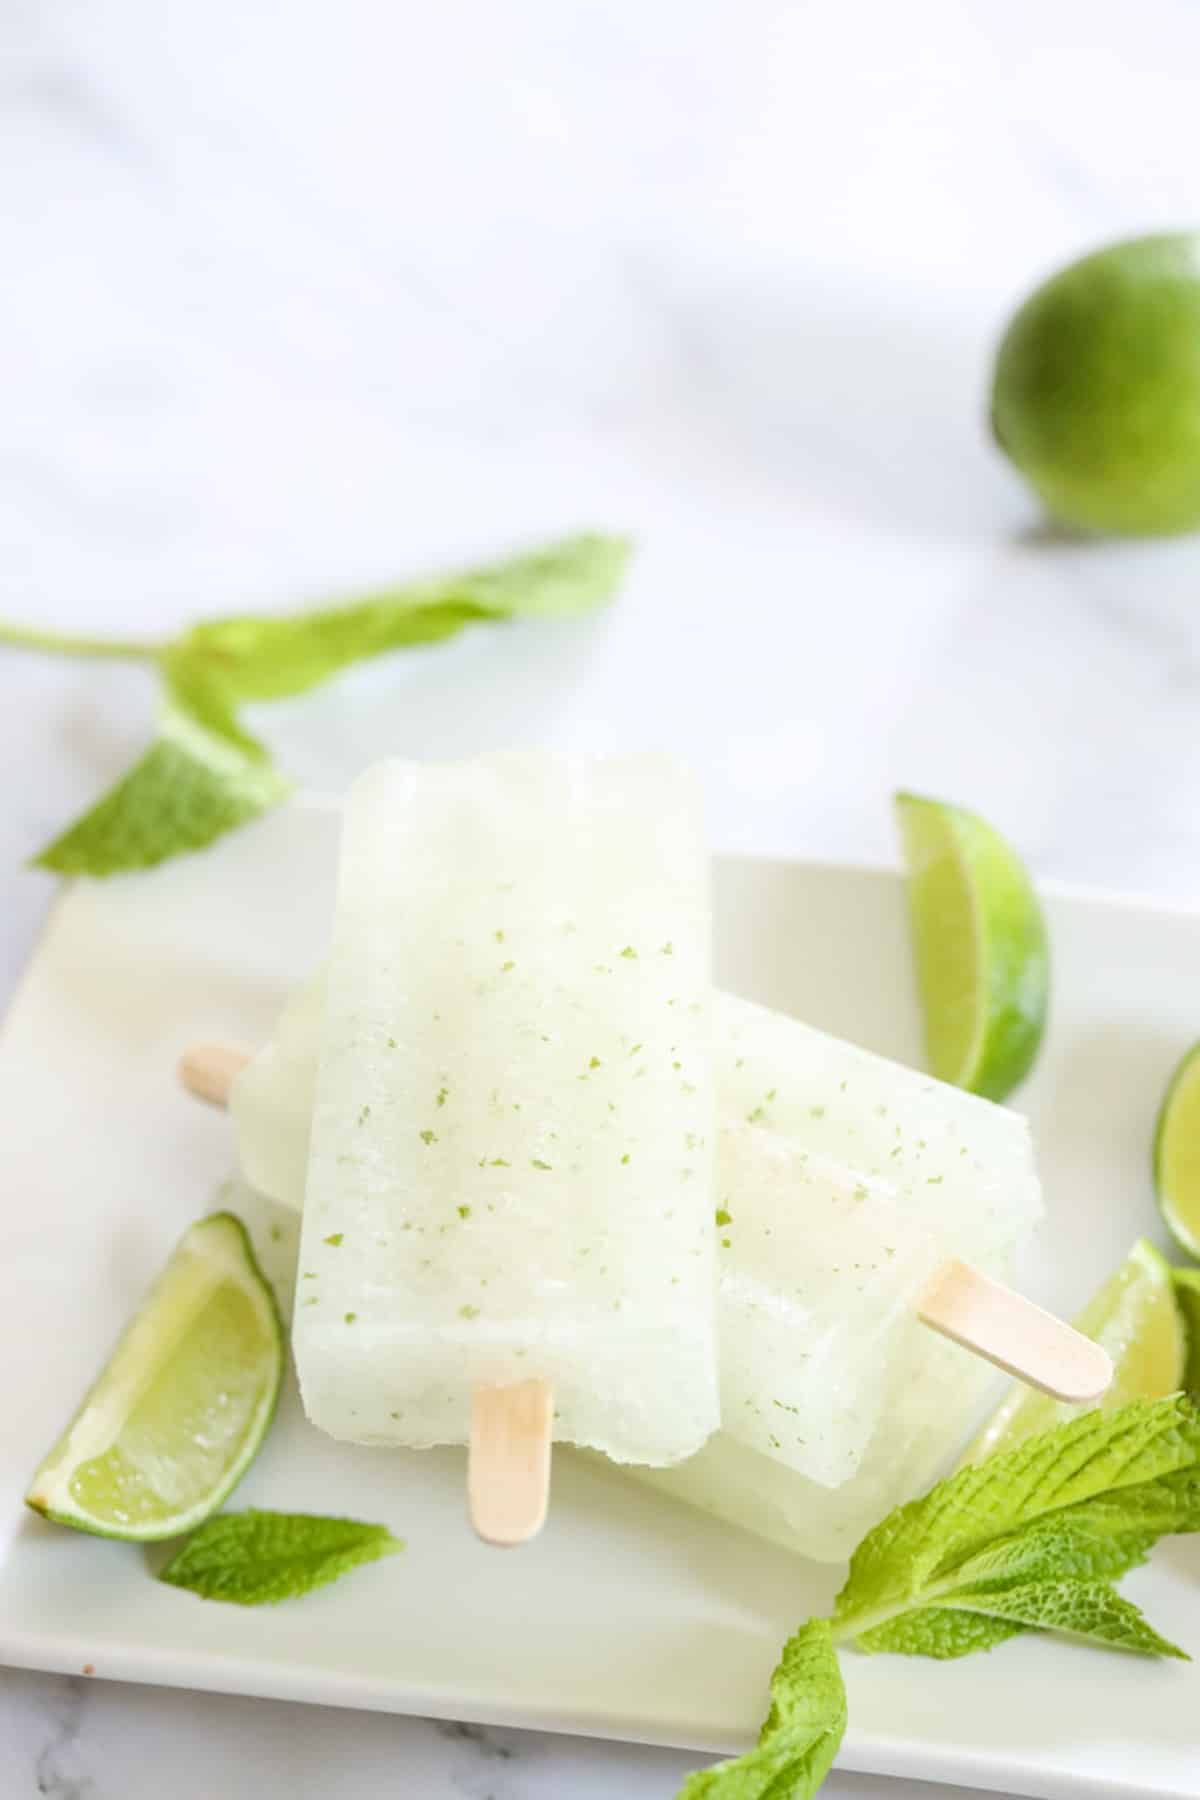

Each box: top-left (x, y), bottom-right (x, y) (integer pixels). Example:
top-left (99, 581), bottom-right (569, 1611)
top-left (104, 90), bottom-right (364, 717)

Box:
top-left (26, 1212), bottom-right (283, 1541)
top-left (894, 790), bottom-right (1049, 1102)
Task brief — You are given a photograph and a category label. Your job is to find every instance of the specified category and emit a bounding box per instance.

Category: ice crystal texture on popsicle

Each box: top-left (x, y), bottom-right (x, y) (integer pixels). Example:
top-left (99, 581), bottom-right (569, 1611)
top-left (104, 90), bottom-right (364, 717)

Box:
top-left (290, 753), bottom-right (719, 1464)
top-left (235, 870), bottom-right (1041, 1557)
top-left (637, 1002), bottom-right (1041, 1558)
top-left (710, 1125), bottom-right (944, 1487)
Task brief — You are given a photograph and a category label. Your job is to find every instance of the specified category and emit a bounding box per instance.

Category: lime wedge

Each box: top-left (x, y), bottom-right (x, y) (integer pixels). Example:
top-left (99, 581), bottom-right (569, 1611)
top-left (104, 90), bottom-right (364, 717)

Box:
top-left (1154, 1042), bottom-right (1200, 1259)
top-left (894, 790), bottom-right (1049, 1102)
top-left (960, 1238), bottom-right (1184, 1466)
top-left (26, 1212), bottom-right (283, 1540)
top-left (1172, 1268), bottom-right (1200, 1393)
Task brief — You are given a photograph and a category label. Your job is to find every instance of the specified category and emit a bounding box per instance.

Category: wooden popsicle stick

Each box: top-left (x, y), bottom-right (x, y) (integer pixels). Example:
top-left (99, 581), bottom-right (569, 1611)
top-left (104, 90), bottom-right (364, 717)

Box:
top-left (178, 1043), bottom-right (251, 1107)
top-left (177, 1043), bottom-right (1114, 1409)
top-left (919, 1258), bottom-right (1113, 1404)
top-left (468, 1381), bottom-right (553, 1547)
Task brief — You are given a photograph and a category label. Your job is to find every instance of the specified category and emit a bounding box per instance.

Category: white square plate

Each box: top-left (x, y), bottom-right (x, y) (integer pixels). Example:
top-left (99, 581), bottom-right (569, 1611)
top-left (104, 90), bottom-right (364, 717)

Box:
top-left (1, 803), bottom-right (1198, 1800)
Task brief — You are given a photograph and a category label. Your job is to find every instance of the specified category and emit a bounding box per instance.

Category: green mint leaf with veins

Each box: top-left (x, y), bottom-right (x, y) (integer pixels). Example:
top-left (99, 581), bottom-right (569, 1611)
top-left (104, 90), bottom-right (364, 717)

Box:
top-left (855, 1608), bottom-right (1024, 1660)
top-left (158, 1509), bottom-right (403, 1606)
top-left (940, 1579), bottom-right (1186, 1659)
top-left (673, 1402), bottom-right (1200, 1800)
top-left (34, 701), bottom-right (291, 876)
top-left (4, 532), bottom-right (630, 876)
top-left (173, 531), bottom-right (631, 704)
top-left (832, 1396), bottom-right (1200, 1661)
top-left (676, 1620), bottom-right (846, 1800)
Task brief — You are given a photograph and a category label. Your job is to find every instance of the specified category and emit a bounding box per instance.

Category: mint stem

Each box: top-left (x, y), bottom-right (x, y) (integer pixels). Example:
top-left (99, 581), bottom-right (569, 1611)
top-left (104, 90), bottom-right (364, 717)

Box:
top-left (0, 621), bottom-right (163, 663)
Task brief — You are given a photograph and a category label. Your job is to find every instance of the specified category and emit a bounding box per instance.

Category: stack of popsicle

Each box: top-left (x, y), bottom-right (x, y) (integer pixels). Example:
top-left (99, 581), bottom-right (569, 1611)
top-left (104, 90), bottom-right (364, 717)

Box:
top-left (183, 752), bottom-right (1109, 1560)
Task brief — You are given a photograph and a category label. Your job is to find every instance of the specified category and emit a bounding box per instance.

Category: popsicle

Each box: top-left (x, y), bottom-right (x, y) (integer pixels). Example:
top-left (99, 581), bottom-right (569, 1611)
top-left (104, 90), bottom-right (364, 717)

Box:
top-left (626, 998), bottom-right (1056, 1556)
top-left (225, 982), bottom-right (1044, 1285)
top-left (287, 753), bottom-right (720, 1517)
top-left (185, 969), bottom-right (1084, 1561)
top-left (705, 1125), bottom-right (947, 1488)
top-left (634, 1120), bottom-right (1036, 1560)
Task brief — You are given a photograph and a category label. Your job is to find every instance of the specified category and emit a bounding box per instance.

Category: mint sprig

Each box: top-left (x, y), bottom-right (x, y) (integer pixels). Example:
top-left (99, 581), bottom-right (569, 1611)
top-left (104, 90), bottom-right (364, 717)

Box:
top-left (678, 1397), bottom-right (1200, 1798)
top-left (678, 1621), bottom-right (846, 1800)
top-left (158, 1509), bottom-right (403, 1606)
top-left (830, 1394), bottom-right (1200, 1659)
top-left (2, 532), bottom-right (630, 876)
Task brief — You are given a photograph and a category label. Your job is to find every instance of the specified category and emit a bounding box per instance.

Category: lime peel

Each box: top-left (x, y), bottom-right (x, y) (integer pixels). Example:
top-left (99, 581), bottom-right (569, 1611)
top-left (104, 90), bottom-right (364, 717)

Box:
top-left (26, 1212), bottom-right (283, 1542)
top-left (1154, 1042), bottom-right (1200, 1261)
top-left (894, 790), bottom-right (1049, 1103)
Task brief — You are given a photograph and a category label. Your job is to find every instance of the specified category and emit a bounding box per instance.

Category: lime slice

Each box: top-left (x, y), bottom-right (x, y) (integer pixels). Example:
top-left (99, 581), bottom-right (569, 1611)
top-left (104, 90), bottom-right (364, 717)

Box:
top-left (960, 1238), bottom-right (1184, 1466)
top-left (26, 1212), bottom-right (283, 1540)
top-left (1172, 1268), bottom-right (1200, 1394)
top-left (894, 790), bottom-right (1049, 1102)
top-left (1154, 1042), bottom-right (1200, 1259)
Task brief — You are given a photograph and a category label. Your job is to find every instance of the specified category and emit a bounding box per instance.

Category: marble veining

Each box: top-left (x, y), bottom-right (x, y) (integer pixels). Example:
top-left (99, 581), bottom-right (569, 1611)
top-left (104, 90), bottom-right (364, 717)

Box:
top-left (5, 0), bottom-right (1200, 1794)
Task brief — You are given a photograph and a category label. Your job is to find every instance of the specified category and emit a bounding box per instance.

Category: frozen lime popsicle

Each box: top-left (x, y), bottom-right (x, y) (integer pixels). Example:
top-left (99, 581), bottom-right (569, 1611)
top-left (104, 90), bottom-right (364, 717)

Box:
top-left (227, 969), bottom-right (1043, 1556)
top-left (291, 753), bottom-right (719, 1468)
top-left (634, 1121), bottom-right (1034, 1561)
top-left (708, 1125), bottom-right (946, 1488)
top-left (629, 998), bottom-right (1043, 1558)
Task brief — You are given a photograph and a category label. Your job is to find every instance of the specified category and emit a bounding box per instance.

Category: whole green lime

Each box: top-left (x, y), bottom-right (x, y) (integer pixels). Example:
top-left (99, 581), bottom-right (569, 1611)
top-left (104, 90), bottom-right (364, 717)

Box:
top-left (991, 232), bottom-right (1200, 535)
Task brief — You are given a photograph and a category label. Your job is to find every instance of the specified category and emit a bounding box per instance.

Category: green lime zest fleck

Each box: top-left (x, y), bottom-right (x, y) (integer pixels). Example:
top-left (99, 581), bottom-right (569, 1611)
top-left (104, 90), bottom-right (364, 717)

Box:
top-left (459, 1305), bottom-right (480, 1320)
top-left (531, 1159), bottom-right (553, 1171)
top-left (419, 1129), bottom-right (437, 1146)
top-left (323, 1233), bottom-right (344, 1247)
top-left (715, 1208), bottom-right (732, 1227)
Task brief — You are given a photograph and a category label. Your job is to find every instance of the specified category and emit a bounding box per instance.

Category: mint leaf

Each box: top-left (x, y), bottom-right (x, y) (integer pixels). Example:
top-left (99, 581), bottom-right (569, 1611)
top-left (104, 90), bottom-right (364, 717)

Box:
top-left (943, 1579), bottom-right (1187, 1659)
top-left (673, 1403), bottom-right (1200, 1800)
top-left (158, 1509), bottom-right (403, 1606)
top-left (676, 1620), bottom-right (846, 1800)
top-left (161, 649), bottom-right (271, 759)
top-left (6, 532), bottom-right (630, 877)
top-left (174, 532), bottom-right (630, 704)
top-left (834, 1396), bottom-right (1200, 1644)
top-left (856, 1609), bottom-right (1024, 1659)
top-left (1055, 1465), bottom-right (1200, 1560)
top-left (947, 1512), bottom-right (1159, 1590)
top-left (830, 1397), bottom-right (1200, 1666)
top-left (853, 1510), bottom-right (1165, 1658)
top-left (34, 703), bottom-right (290, 875)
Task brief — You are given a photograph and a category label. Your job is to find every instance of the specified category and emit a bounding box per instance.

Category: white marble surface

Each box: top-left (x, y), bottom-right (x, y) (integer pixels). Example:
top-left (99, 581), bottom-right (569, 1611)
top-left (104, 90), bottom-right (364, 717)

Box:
top-left (4, 0), bottom-right (1200, 1793)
